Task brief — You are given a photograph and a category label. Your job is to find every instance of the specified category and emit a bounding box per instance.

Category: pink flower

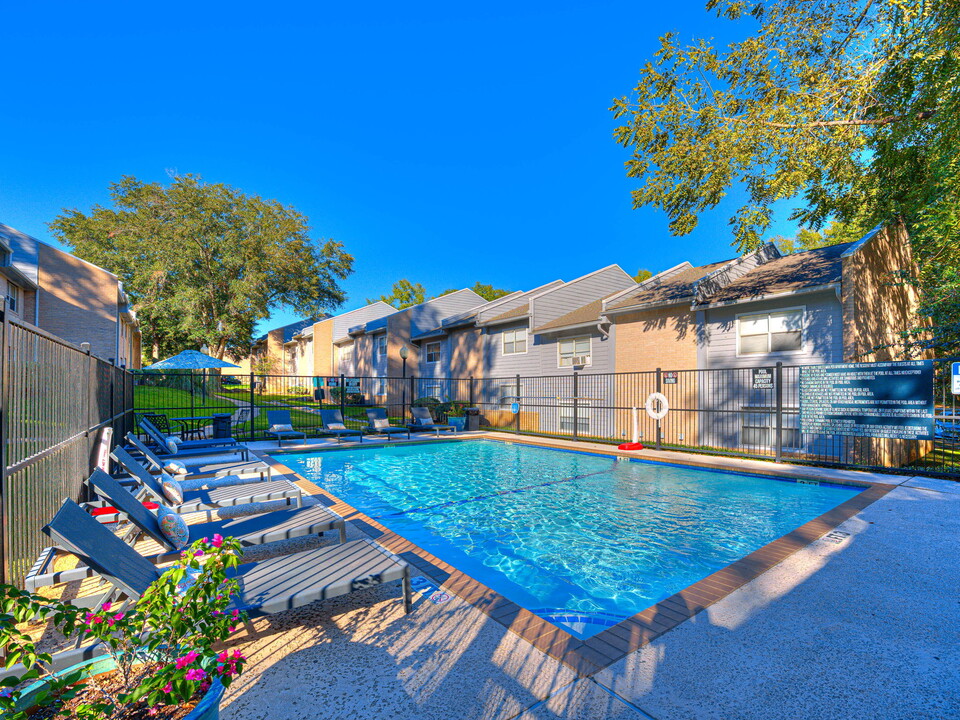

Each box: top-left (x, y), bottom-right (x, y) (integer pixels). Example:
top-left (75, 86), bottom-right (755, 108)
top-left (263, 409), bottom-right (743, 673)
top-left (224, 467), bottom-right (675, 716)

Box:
top-left (100, 602), bottom-right (112, 612)
top-left (228, 626), bottom-right (236, 632)
top-left (211, 534), bottom-right (224, 548)
top-left (200, 537), bottom-right (209, 544)
top-left (84, 612), bottom-right (95, 624)
top-left (194, 549), bottom-right (204, 557)
top-left (162, 682), bottom-right (173, 693)
top-left (148, 707), bottom-right (158, 716)
top-left (232, 649), bottom-right (244, 660)
top-left (185, 668), bottom-right (206, 682)
top-left (175, 651), bottom-right (200, 669)
top-left (231, 609), bottom-right (239, 618)
top-left (113, 612), bottom-right (124, 622)
top-left (217, 651), bottom-right (229, 663)
top-left (105, 616), bottom-right (115, 627)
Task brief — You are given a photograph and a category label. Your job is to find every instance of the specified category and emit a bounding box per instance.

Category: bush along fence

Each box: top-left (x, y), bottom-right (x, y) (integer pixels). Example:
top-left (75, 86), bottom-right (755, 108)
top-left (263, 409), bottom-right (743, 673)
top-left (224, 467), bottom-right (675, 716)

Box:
top-left (0, 310), bottom-right (134, 587)
top-left (136, 358), bottom-right (959, 478)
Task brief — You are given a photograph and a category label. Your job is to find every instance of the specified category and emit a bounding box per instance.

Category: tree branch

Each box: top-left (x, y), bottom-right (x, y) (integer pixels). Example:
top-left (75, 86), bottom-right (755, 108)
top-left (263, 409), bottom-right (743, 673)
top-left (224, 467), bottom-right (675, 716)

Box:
top-left (721, 109), bottom-right (935, 129)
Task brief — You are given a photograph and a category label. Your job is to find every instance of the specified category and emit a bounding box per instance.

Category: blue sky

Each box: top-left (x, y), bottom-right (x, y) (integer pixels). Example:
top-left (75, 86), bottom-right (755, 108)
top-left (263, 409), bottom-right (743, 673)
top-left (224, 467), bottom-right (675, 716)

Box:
top-left (1, 1), bottom-right (794, 333)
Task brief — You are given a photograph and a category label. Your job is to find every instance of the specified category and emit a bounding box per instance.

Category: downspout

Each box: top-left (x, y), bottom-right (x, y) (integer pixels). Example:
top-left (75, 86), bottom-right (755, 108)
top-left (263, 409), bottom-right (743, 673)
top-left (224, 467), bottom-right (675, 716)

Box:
top-left (597, 314), bottom-right (611, 340)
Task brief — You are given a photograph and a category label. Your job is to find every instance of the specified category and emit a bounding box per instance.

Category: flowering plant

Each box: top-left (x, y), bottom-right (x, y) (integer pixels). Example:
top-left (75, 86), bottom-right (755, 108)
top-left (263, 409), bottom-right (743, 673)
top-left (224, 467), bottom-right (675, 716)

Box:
top-left (0, 534), bottom-right (248, 719)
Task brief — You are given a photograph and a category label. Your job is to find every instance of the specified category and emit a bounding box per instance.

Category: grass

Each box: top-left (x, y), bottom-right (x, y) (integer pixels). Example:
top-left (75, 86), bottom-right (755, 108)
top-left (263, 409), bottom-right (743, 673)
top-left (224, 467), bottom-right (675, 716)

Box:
top-left (134, 386), bottom-right (240, 417)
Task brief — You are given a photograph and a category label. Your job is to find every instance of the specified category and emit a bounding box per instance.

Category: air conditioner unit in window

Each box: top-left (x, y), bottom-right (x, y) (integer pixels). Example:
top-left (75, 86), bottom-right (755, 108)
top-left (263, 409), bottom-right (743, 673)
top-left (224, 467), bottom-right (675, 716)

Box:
top-left (571, 356), bottom-right (589, 366)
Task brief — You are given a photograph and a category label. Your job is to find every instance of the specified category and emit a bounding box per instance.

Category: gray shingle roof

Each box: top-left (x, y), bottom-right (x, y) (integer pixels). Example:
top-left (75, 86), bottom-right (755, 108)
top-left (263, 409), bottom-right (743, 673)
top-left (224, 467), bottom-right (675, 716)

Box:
top-left (701, 243), bottom-right (852, 304)
top-left (606, 260), bottom-right (734, 311)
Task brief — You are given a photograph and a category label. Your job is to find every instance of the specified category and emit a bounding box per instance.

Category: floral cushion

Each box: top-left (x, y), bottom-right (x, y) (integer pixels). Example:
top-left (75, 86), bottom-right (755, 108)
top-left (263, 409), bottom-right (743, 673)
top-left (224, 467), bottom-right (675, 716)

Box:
top-left (161, 472), bottom-right (184, 504)
top-left (270, 423), bottom-right (294, 433)
top-left (157, 504), bottom-right (190, 550)
top-left (165, 436), bottom-right (180, 454)
top-left (163, 461), bottom-right (188, 475)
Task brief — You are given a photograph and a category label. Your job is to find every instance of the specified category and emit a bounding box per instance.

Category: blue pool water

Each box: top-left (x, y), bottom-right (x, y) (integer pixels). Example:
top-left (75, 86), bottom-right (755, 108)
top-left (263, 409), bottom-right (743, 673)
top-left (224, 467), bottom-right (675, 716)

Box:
top-left (279, 440), bottom-right (861, 637)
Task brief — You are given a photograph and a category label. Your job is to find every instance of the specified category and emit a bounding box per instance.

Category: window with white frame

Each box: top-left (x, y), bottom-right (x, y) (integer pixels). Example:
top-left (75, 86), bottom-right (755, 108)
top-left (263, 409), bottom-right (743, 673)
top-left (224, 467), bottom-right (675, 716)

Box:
top-left (737, 309), bottom-right (803, 355)
top-left (741, 407), bottom-right (800, 449)
top-left (425, 341), bottom-right (441, 364)
top-left (376, 377), bottom-right (387, 396)
top-left (373, 334), bottom-right (387, 362)
top-left (558, 336), bottom-right (591, 367)
top-left (337, 344), bottom-right (353, 370)
top-left (559, 401), bottom-right (590, 434)
top-left (421, 383), bottom-right (443, 401)
top-left (499, 383), bottom-right (523, 404)
top-left (502, 328), bottom-right (527, 355)
top-left (6, 284), bottom-right (19, 314)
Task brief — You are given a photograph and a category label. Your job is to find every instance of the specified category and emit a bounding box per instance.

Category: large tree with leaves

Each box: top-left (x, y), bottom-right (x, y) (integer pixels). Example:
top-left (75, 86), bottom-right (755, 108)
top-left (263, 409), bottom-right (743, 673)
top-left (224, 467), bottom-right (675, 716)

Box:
top-left (50, 175), bottom-right (354, 361)
top-left (612, 0), bottom-right (958, 353)
top-left (368, 279), bottom-right (427, 309)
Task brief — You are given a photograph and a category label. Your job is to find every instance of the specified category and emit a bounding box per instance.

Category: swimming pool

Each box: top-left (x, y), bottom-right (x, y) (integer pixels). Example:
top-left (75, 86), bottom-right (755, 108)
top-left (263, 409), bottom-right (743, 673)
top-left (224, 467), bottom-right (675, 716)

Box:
top-left (278, 440), bottom-right (863, 638)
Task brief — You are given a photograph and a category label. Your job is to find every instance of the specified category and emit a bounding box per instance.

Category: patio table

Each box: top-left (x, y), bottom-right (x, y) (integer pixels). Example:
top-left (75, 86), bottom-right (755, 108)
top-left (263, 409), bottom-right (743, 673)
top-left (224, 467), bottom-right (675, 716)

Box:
top-left (171, 415), bottom-right (215, 441)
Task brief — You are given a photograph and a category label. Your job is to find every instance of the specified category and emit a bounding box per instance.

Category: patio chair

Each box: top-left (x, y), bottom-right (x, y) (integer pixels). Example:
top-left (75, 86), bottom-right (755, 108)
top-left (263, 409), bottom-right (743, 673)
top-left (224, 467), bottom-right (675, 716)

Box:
top-left (125, 433), bottom-right (268, 480)
top-left (266, 410), bottom-right (307, 447)
top-left (86, 469), bottom-right (346, 560)
top-left (365, 408), bottom-right (410, 441)
top-left (35, 498), bottom-right (412, 617)
top-left (112, 446), bottom-right (303, 514)
top-left (407, 406), bottom-right (456, 436)
top-left (319, 409), bottom-right (364, 444)
top-left (139, 415), bottom-right (241, 451)
top-left (136, 417), bottom-right (250, 462)
top-left (935, 420), bottom-right (960, 444)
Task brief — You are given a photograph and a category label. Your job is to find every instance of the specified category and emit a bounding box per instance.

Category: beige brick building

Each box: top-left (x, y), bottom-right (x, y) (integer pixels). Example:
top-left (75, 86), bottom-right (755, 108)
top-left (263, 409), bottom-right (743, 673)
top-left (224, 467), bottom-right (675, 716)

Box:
top-left (1, 223), bottom-right (141, 367)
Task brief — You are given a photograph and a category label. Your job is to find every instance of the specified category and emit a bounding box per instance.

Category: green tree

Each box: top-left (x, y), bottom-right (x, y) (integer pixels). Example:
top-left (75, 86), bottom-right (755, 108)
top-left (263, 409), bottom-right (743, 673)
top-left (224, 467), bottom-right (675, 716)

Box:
top-left (369, 279), bottom-right (427, 309)
top-left (466, 282), bottom-right (511, 301)
top-left (612, 1), bottom-right (958, 352)
top-left (50, 175), bottom-right (353, 361)
top-left (633, 269), bottom-right (653, 283)
top-left (771, 221), bottom-right (862, 254)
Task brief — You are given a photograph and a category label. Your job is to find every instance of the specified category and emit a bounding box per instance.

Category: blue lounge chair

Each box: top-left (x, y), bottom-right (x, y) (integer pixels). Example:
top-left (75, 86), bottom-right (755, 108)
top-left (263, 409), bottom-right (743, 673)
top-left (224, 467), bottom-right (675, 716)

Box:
top-left (319, 409), bottom-right (363, 444)
top-left (365, 408), bottom-right (410, 441)
top-left (265, 410), bottom-right (307, 446)
top-left (407, 406), bottom-right (456, 436)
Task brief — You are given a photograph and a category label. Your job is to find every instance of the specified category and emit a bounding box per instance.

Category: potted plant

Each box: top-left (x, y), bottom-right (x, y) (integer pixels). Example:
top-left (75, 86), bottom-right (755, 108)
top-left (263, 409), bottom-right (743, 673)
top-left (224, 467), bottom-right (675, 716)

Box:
top-left (442, 402), bottom-right (467, 432)
top-left (1, 535), bottom-right (247, 720)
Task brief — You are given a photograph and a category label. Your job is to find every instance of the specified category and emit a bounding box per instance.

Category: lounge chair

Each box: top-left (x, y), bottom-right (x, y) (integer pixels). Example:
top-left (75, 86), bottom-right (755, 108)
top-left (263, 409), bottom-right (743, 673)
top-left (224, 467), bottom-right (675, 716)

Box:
top-left (112, 447), bottom-right (303, 514)
top-left (125, 433), bottom-right (267, 479)
top-left (407, 406), bottom-right (456, 436)
top-left (136, 417), bottom-right (250, 462)
top-left (365, 408), bottom-right (410, 441)
top-left (86, 469), bottom-right (346, 560)
top-left (139, 415), bottom-right (243, 451)
top-left (34, 498), bottom-right (411, 618)
top-left (265, 410), bottom-right (307, 447)
top-left (320, 409), bottom-right (363, 444)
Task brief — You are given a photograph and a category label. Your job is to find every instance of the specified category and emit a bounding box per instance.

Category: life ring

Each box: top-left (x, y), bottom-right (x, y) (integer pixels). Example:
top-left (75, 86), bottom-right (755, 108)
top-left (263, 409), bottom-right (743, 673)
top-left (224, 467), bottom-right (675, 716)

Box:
top-left (645, 392), bottom-right (669, 420)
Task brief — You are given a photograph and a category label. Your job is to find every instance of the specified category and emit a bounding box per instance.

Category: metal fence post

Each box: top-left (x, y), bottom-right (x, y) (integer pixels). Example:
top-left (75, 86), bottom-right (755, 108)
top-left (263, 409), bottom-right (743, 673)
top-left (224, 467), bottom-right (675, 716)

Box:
top-left (409, 375), bottom-right (415, 422)
top-left (469, 376), bottom-right (475, 407)
top-left (572, 371), bottom-right (579, 440)
top-left (340, 374), bottom-right (346, 418)
top-left (655, 367), bottom-right (662, 451)
top-left (248, 372), bottom-right (256, 441)
top-left (0, 307), bottom-right (7, 585)
top-left (515, 374), bottom-right (521, 435)
top-left (775, 361), bottom-right (783, 463)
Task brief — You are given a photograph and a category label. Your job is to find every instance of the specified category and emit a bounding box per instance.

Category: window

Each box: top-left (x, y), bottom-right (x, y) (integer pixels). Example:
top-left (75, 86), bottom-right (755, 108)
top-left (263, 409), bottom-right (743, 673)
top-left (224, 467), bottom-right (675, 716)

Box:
top-left (741, 407), bottom-right (800, 449)
top-left (421, 383), bottom-right (443, 402)
top-left (376, 378), bottom-right (387, 395)
top-left (6, 284), bottom-right (19, 314)
top-left (499, 383), bottom-right (523, 404)
top-left (559, 401), bottom-right (590, 434)
top-left (373, 334), bottom-right (387, 362)
top-left (337, 344), bottom-right (353, 371)
top-left (738, 309), bottom-right (803, 355)
top-left (558, 336), bottom-right (591, 367)
top-left (425, 342), bottom-right (441, 364)
top-left (502, 328), bottom-right (527, 355)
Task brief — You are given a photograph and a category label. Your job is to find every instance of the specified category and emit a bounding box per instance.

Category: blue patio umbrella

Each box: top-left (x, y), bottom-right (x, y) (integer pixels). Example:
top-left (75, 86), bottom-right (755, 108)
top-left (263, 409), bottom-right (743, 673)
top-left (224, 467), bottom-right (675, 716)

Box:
top-left (141, 350), bottom-right (241, 417)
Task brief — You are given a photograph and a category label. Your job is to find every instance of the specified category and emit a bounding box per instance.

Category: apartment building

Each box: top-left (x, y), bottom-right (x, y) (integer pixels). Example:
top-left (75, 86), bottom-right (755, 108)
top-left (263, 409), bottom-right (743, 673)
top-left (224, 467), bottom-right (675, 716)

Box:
top-left (1, 222), bottom-right (141, 367)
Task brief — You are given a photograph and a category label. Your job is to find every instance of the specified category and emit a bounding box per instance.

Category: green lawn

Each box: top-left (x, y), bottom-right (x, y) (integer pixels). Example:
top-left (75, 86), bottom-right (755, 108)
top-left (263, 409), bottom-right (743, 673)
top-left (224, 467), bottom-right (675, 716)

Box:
top-left (134, 386), bottom-right (240, 417)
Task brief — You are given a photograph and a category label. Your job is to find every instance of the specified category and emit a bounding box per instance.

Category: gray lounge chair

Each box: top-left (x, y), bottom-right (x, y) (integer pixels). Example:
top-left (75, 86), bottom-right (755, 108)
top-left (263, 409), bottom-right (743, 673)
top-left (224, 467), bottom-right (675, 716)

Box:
top-left (365, 408), bottom-right (410, 441)
top-left (139, 415), bottom-right (238, 450)
top-left (112, 447), bottom-right (303, 514)
top-left (407, 406), bottom-right (456, 436)
top-left (320, 409), bottom-right (363, 444)
top-left (265, 410), bottom-right (307, 447)
top-left (138, 416), bottom-right (250, 462)
top-left (125, 433), bottom-right (267, 479)
top-left (87, 469), bottom-right (346, 560)
top-left (35, 498), bottom-right (411, 618)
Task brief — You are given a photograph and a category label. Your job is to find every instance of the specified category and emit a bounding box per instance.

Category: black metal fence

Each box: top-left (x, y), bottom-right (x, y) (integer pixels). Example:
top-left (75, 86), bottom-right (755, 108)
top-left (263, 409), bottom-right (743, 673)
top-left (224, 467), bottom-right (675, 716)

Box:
top-left (136, 360), bottom-right (959, 478)
top-left (0, 311), bottom-right (134, 587)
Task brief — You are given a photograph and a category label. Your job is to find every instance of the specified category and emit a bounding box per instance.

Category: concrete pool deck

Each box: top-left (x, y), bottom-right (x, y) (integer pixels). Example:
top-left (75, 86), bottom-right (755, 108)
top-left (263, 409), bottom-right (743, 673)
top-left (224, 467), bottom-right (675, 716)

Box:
top-left (205, 435), bottom-right (960, 719)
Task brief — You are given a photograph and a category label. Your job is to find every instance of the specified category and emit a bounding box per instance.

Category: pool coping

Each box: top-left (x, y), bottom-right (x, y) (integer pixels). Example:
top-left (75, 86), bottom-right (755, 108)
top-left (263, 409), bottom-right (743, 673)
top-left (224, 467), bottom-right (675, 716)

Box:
top-left (253, 434), bottom-right (896, 678)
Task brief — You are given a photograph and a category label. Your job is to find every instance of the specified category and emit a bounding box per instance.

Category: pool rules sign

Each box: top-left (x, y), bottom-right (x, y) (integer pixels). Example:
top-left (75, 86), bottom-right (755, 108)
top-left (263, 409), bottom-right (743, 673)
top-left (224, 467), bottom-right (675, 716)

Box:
top-left (799, 360), bottom-right (934, 440)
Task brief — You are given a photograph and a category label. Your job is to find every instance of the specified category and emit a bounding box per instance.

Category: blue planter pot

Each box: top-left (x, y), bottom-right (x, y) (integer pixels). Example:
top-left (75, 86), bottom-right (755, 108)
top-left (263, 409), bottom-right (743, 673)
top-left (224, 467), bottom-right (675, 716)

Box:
top-left (16, 655), bottom-right (225, 720)
top-left (448, 416), bottom-right (466, 432)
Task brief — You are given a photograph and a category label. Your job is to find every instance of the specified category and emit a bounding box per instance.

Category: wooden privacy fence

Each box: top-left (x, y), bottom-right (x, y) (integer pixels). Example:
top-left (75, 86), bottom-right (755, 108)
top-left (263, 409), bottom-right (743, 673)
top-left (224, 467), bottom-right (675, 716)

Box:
top-left (0, 310), bottom-right (134, 587)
